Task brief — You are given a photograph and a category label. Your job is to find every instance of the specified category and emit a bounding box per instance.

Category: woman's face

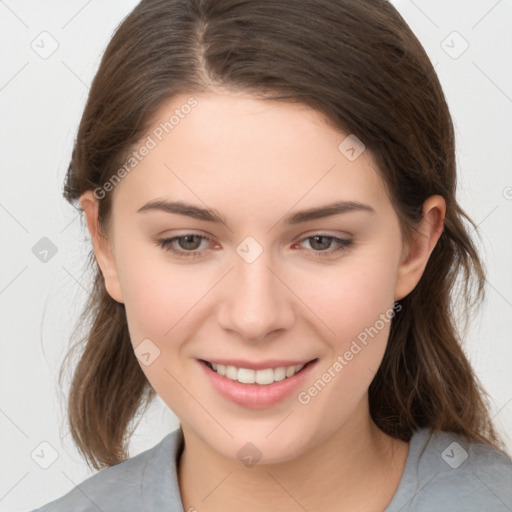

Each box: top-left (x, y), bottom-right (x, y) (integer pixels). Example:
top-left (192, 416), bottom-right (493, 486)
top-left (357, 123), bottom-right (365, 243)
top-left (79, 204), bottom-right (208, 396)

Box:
top-left (87, 91), bottom-right (431, 464)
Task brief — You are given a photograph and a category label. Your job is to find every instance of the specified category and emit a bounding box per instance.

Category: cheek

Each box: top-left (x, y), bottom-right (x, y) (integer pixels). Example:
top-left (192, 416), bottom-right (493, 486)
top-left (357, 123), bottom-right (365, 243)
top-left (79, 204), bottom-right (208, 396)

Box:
top-left (297, 245), bottom-right (400, 346)
top-left (292, 243), bottom-right (400, 403)
top-left (116, 250), bottom-right (212, 417)
top-left (117, 241), bottom-right (215, 345)
top-left (293, 268), bottom-right (398, 440)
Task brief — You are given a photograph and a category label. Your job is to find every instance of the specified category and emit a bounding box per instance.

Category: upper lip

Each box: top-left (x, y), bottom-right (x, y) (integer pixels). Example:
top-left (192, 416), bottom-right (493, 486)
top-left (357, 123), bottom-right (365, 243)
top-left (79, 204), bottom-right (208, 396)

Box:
top-left (200, 358), bottom-right (317, 370)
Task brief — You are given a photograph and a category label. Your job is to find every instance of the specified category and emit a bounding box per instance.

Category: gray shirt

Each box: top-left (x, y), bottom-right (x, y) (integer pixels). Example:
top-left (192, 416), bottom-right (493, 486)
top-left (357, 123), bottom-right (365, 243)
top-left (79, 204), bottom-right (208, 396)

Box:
top-left (31, 427), bottom-right (512, 511)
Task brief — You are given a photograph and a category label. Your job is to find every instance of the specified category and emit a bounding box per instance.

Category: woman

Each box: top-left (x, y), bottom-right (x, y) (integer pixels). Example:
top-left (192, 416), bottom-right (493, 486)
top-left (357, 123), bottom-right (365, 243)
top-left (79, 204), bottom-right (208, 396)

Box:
top-left (32, 0), bottom-right (512, 510)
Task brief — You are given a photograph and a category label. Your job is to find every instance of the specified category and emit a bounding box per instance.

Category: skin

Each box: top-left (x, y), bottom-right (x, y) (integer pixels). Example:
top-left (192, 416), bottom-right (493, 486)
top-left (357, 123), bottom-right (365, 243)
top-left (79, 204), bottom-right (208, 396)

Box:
top-left (81, 90), bottom-right (445, 511)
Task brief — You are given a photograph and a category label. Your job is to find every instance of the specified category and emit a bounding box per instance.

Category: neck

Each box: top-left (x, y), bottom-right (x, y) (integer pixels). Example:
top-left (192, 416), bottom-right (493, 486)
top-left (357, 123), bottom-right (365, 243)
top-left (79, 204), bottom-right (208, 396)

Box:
top-left (177, 396), bottom-right (409, 512)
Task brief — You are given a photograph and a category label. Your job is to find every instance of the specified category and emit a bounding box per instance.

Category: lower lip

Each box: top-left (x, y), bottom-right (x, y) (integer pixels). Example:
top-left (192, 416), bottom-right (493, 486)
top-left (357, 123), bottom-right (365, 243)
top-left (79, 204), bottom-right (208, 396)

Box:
top-left (198, 359), bottom-right (318, 409)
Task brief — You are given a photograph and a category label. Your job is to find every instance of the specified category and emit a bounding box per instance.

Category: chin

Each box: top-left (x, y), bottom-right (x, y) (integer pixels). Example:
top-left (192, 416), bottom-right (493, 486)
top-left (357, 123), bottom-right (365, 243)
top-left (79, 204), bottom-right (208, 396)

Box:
top-left (201, 421), bottom-right (318, 467)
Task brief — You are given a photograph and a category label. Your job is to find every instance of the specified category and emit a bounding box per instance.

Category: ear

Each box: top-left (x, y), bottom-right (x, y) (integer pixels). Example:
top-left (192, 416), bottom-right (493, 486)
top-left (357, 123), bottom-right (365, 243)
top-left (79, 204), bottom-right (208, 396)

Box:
top-left (394, 195), bottom-right (446, 301)
top-left (80, 191), bottom-right (124, 303)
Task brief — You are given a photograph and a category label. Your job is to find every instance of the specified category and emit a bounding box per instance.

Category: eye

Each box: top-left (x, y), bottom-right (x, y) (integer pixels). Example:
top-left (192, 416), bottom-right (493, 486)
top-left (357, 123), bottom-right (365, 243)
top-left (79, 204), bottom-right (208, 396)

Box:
top-left (156, 234), bottom-right (213, 259)
top-left (295, 234), bottom-right (353, 257)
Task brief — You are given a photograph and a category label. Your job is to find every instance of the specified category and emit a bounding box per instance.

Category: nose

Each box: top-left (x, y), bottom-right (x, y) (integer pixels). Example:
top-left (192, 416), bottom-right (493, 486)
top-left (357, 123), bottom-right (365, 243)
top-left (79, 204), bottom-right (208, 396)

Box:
top-left (217, 250), bottom-right (295, 342)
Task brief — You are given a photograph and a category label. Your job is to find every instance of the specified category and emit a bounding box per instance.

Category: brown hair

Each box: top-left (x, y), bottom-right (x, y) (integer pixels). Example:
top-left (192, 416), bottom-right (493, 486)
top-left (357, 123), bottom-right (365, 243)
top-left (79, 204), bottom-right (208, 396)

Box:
top-left (61, 0), bottom-right (505, 469)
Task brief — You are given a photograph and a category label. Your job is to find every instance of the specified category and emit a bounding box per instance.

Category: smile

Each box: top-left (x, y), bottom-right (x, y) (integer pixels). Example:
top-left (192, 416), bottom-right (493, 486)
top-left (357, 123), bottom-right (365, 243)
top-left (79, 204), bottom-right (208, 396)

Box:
top-left (199, 358), bottom-right (318, 408)
top-left (205, 361), bottom-right (305, 385)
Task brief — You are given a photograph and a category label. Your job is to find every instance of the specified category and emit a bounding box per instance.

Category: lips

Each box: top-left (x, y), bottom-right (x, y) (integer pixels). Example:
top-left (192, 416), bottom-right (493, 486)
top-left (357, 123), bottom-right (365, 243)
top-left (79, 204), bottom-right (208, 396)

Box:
top-left (198, 358), bottom-right (318, 408)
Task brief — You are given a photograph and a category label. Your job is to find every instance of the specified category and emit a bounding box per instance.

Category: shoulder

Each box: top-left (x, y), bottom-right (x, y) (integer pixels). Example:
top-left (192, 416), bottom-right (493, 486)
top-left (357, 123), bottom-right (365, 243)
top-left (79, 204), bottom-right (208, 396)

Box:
top-left (387, 428), bottom-right (512, 512)
top-left (30, 428), bottom-right (185, 512)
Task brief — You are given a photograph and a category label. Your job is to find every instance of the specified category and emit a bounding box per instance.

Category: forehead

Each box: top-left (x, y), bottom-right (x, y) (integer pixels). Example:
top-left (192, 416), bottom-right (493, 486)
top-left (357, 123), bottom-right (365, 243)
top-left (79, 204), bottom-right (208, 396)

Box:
top-left (112, 92), bottom-right (390, 221)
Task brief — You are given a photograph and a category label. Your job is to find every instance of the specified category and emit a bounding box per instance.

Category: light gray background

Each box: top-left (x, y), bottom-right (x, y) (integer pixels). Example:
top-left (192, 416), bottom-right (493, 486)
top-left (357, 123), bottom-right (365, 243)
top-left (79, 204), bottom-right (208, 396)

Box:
top-left (1, 1), bottom-right (511, 510)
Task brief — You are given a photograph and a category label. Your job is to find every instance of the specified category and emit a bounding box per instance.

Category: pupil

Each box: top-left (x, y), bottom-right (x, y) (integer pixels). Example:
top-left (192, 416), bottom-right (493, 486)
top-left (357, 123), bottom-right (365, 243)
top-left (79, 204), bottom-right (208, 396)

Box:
top-left (180, 235), bottom-right (201, 250)
top-left (311, 236), bottom-right (330, 251)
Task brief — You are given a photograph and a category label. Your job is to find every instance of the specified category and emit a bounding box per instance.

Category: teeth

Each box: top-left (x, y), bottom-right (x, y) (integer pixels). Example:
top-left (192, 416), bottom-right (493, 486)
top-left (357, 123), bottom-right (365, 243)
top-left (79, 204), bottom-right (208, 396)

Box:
top-left (225, 365), bottom-right (238, 380)
top-left (238, 368), bottom-right (255, 384)
top-left (209, 362), bottom-right (305, 385)
top-left (274, 367), bottom-right (286, 381)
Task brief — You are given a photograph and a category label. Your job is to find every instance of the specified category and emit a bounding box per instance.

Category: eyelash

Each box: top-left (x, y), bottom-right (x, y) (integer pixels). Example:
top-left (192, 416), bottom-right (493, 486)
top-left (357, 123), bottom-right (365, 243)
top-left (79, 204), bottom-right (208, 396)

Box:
top-left (155, 234), bottom-right (353, 259)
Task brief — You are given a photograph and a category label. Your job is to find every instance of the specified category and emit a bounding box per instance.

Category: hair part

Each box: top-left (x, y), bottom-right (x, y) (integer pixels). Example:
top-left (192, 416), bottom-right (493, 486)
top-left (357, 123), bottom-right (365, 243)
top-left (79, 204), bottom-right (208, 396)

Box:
top-left (62, 0), bottom-right (504, 469)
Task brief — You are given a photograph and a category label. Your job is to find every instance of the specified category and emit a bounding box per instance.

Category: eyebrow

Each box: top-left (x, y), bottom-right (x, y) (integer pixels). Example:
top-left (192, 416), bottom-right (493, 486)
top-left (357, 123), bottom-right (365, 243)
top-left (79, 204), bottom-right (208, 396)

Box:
top-left (137, 199), bottom-right (375, 225)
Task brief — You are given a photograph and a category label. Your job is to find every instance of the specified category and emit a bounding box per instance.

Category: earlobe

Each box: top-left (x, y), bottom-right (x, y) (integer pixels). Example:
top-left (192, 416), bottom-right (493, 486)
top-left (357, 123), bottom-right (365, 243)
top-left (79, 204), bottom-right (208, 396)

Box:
top-left (394, 195), bottom-right (446, 301)
top-left (79, 191), bottom-right (125, 304)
